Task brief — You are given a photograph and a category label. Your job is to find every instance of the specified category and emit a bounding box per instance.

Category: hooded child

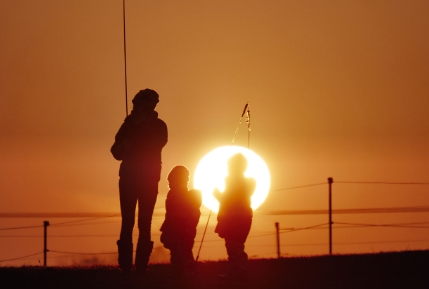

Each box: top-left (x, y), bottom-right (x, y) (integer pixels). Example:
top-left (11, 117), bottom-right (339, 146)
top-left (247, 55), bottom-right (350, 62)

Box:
top-left (160, 165), bottom-right (202, 277)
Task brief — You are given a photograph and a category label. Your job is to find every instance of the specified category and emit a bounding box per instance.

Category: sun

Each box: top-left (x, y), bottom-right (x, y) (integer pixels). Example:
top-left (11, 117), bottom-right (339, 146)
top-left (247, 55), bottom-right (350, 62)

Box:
top-left (193, 146), bottom-right (271, 213)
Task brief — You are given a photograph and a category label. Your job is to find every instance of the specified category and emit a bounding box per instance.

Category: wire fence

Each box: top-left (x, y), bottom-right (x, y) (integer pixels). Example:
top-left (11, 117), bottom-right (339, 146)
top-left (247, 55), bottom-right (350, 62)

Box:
top-left (1, 179), bottom-right (429, 265)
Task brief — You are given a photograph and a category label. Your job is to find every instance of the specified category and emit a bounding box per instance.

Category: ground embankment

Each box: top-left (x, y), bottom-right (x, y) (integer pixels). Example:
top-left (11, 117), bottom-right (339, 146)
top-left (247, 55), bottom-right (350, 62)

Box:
top-left (1, 250), bottom-right (428, 289)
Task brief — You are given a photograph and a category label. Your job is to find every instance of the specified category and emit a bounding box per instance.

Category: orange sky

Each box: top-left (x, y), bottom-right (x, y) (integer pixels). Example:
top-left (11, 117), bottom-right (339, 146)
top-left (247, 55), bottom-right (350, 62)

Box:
top-left (1, 0), bottom-right (429, 266)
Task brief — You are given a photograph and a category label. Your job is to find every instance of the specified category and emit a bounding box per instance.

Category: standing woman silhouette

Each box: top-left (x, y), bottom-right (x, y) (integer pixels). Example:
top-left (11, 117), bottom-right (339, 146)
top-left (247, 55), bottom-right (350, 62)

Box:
top-left (111, 89), bottom-right (168, 273)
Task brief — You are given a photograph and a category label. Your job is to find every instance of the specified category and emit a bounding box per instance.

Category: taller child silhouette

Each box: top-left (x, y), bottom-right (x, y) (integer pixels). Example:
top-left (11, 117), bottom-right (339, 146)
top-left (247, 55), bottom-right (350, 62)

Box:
top-left (213, 153), bottom-right (256, 279)
top-left (111, 89), bottom-right (168, 272)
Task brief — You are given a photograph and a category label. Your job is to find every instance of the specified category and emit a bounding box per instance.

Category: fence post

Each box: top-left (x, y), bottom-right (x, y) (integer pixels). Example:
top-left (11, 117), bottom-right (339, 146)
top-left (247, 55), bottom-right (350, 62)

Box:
top-left (275, 222), bottom-right (280, 258)
top-left (328, 177), bottom-right (333, 255)
top-left (43, 221), bottom-right (50, 267)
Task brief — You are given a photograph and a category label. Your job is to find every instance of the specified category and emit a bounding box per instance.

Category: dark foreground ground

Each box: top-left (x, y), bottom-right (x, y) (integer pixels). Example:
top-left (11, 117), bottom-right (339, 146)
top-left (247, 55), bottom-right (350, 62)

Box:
top-left (1, 250), bottom-right (428, 289)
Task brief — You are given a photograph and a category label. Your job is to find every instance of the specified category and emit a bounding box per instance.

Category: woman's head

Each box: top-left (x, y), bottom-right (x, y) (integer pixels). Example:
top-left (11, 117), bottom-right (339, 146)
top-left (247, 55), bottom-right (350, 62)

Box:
top-left (132, 89), bottom-right (159, 111)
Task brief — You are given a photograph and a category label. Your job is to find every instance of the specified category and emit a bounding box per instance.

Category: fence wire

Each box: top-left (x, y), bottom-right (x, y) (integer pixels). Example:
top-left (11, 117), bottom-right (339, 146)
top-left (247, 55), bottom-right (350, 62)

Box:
top-left (1, 180), bottom-right (429, 264)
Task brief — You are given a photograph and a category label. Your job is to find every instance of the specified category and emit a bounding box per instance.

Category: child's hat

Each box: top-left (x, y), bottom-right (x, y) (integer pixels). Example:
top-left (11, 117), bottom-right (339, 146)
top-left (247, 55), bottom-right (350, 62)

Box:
top-left (167, 165), bottom-right (189, 181)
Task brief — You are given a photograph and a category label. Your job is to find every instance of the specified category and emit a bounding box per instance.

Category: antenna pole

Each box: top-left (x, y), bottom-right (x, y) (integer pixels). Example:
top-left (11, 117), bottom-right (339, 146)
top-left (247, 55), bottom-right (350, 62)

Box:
top-left (231, 102), bottom-right (250, 145)
top-left (123, 0), bottom-right (129, 116)
top-left (246, 104), bottom-right (251, 148)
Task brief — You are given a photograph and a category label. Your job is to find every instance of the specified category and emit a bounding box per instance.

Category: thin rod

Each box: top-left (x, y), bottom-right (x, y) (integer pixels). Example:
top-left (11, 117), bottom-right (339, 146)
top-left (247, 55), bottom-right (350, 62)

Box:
top-left (246, 105), bottom-right (250, 148)
top-left (231, 102), bottom-right (249, 145)
top-left (231, 117), bottom-right (243, 145)
top-left (196, 199), bottom-right (214, 262)
top-left (123, 0), bottom-right (129, 116)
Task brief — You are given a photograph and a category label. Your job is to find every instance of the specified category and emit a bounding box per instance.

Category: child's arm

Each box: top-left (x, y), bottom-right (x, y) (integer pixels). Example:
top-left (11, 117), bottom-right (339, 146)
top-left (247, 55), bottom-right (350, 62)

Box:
top-left (247, 178), bottom-right (257, 197)
top-left (213, 188), bottom-right (223, 202)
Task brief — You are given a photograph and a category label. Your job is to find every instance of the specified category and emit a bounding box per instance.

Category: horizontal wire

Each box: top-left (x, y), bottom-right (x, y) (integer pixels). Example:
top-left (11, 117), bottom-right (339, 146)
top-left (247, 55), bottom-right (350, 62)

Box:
top-left (284, 224), bottom-right (429, 230)
top-left (0, 225), bottom-right (42, 231)
top-left (51, 216), bottom-right (119, 227)
top-left (260, 206), bottom-right (429, 215)
top-left (3, 208), bottom-right (429, 235)
top-left (49, 220), bottom-right (122, 228)
top-left (0, 213), bottom-right (121, 218)
top-left (0, 231), bottom-right (162, 238)
top-left (38, 236), bottom-right (429, 257)
top-left (48, 245), bottom-right (164, 257)
top-left (3, 207), bottom-right (429, 232)
top-left (279, 221), bottom-right (429, 231)
top-left (0, 179), bottom-right (428, 234)
top-left (166, 236), bottom-right (429, 250)
top-left (334, 221), bottom-right (429, 229)
top-left (272, 183), bottom-right (326, 192)
top-left (280, 223), bottom-right (329, 233)
top-left (248, 232), bottom-right (276, 238)
top-left (335, 238), bottom-right (429, 245)
top-left (44, 254), bottom-right (121, 261)
top-left (0, 217), bottom-right (121, 231)
top-left (0, 252), bottom-right (43, 263)
top-left (334, 221), bottom-right (429, 226)
top-left (336, 181), bottom-right (429, 185)
top-left (49, 250), bottom-right (117, 255)
top-left (195, 232), bottom-right (277, 244)
top-left (0, 233), bottom-right (162, 238)
top-left (281, 238), bottom-right (429, 247)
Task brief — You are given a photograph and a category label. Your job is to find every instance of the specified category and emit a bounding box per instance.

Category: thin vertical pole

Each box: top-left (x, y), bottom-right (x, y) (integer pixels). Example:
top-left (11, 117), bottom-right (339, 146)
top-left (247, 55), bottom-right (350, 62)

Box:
top-left (43, 221), bottom-right (50, 267)
top-left (123, 0), bottom-right (129, 116)
top-left (275, 222), bottom-right (280, 258)
top-left (196, 199), bottom-right (215, 262)
top-left (328, 177), bottom-right (333, 255)
top-left (196, 209), bottom-right (212, 262)
top-left (247, 105), bottom-right (250, 148)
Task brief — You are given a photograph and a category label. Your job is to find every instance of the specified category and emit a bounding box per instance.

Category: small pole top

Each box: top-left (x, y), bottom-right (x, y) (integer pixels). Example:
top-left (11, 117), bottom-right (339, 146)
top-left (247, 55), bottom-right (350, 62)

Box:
top-left (328, 177), bottom-right (333, 184)
top-left (44, 221), bottom-right (50, 226)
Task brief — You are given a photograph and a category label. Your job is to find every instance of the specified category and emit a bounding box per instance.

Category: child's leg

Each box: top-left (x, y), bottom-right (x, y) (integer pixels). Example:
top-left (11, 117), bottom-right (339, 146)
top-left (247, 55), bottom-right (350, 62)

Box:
top-left (224, 221), bottom-right (251, 278)
top-left (169, 245), bottom-right (185, 277)
top-left (184, 242), bottom-right (196, 276)
top-left (225, 237), bottom-right (248, 272)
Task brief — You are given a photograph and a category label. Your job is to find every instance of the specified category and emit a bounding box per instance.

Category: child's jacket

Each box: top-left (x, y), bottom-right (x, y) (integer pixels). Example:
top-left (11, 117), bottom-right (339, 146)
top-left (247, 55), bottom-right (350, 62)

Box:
top-left (160, 189), bottom-right (202, 248)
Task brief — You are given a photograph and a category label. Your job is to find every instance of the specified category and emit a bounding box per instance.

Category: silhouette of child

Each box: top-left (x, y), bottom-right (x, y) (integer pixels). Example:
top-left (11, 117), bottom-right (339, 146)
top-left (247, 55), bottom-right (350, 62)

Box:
top-left (213, 153), bottom-right (256, 279)
top-left (160, 166), bottom-right (202, 278)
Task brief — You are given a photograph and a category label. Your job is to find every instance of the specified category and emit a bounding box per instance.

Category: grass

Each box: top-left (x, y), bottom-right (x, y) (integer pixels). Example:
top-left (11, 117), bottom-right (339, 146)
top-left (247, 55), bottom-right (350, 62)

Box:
top-left (1, 250), bottom-right (428, 289)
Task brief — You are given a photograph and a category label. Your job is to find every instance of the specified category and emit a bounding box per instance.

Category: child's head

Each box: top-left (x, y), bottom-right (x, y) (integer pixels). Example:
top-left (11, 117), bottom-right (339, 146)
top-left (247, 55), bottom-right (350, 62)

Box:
top-left (227, 153), bottom-right (248, 175)
top-left (167, 165), bottom-right (189, 190)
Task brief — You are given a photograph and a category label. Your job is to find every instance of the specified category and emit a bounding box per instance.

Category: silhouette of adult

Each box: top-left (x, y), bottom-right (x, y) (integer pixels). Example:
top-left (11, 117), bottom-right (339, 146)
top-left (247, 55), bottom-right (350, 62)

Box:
top-left (213, 153), bottom-right (256, 279)
top-left (111, 89), bottom-right (168, 272)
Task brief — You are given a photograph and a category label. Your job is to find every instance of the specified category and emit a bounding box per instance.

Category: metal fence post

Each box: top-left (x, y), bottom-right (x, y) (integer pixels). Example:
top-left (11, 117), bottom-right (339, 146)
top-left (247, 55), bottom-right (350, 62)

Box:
top-left (328, 177), bottom-right (333, 255)
top-left (275, 222), bottom-right (280, 258)
top-left (43, 221), bottom-right (50, 267)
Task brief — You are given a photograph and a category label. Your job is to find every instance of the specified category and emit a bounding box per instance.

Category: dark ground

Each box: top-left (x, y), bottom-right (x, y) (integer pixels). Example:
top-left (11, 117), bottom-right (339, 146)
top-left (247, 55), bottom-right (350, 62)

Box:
top-left (1, 250), bottom-right (428, 289)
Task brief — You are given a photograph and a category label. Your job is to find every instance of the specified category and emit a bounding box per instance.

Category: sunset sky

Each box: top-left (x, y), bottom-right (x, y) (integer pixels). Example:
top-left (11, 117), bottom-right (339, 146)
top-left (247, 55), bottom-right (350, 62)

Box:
top-left (1, 0), bottom-right (429, 266)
